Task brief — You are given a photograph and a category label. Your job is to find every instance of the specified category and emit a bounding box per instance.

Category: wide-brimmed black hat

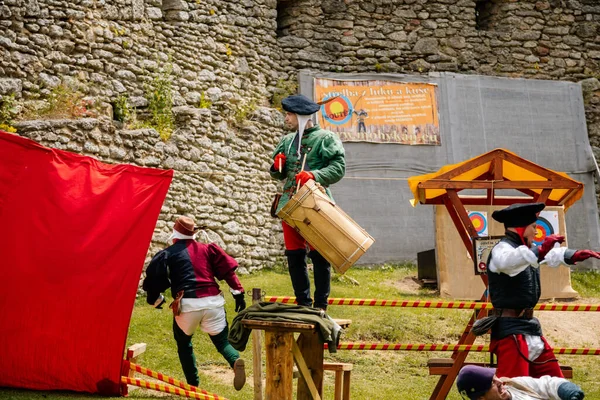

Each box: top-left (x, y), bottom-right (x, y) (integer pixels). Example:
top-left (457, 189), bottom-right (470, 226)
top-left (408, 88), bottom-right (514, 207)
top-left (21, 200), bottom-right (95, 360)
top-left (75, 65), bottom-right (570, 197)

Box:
top-left (281, 94), bottom-right (320, 115)
top-left (491, 202), bottom-right (545, 228)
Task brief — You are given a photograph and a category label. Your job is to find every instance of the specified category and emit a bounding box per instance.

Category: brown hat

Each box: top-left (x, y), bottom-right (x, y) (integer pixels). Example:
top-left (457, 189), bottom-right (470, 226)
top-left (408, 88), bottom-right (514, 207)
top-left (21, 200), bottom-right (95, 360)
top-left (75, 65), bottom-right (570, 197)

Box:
top-left (173, 216), bottom-right (199, 236)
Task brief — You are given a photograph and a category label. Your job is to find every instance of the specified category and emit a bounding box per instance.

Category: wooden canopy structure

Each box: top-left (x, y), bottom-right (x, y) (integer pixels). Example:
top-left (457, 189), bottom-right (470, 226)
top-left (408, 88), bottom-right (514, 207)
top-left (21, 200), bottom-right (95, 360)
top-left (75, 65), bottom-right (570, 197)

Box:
top-left (408, 148), bottom-right (584, 260)
top-left (406, 148), bottom-right (584, 400)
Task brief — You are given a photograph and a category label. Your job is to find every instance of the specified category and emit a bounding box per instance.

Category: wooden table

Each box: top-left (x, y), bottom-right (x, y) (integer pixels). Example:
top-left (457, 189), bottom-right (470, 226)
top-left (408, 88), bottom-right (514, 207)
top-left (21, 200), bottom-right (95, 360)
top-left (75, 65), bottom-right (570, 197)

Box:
top-left (242, 319), bottom-right (325, 400)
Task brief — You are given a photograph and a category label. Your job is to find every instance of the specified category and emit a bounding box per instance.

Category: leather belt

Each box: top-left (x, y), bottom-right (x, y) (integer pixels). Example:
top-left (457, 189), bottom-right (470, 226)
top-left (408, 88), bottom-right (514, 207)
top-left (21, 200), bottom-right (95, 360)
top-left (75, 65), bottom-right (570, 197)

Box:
top-left (492, 308), bottom-right (534, 319)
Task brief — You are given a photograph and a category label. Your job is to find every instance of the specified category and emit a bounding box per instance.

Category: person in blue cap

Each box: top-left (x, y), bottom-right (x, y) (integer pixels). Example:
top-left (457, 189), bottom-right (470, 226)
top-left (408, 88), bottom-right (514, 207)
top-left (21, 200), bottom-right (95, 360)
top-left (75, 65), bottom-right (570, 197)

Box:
top-left (456, 365), bottom-right (584, 400)
top-left (478, 202), bottom-right (600, 378)
top-left (269, 94), bottom-right (346, 310)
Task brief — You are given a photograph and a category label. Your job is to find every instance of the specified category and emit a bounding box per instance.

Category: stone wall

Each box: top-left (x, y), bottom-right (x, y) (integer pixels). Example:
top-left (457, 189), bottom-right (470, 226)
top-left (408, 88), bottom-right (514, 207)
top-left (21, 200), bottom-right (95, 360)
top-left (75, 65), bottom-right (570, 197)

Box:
top-left (1, 0), bottom-right (292, 269)
top-left (12, 110), bottom-right (285, 271)
top-left (1, 0), bottom-right (600, 268)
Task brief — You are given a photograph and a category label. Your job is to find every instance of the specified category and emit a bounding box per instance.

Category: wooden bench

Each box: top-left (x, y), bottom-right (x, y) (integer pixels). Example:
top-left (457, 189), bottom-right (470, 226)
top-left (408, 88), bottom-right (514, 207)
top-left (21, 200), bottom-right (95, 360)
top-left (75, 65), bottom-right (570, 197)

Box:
top-left (324, 362), bottom-right (353, 400)
top-left (427, 358), bottom-right (573, 379)
top-left (332, 318), bottom-right (352, 329)
top-left (293, 362), bottom-right (353, 400)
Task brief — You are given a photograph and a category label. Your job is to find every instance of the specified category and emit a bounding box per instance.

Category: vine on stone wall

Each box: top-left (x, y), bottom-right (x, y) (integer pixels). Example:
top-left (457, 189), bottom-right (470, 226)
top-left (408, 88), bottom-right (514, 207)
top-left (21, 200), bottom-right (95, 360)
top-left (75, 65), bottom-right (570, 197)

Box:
top-left (271, 78), bottom-right (298, 111)
top-left (35, 83), bottom-right (97, 120)
top-left (233, 99), bottom-right (257, 125)
top-left (145, 64), bottom-right (174, 141)
top-left (113, 94), bottom-right (134, 124)
top-left (0, 94), bottom-right (19, 133)
top-left (199, 92), bottom-right (212, 109)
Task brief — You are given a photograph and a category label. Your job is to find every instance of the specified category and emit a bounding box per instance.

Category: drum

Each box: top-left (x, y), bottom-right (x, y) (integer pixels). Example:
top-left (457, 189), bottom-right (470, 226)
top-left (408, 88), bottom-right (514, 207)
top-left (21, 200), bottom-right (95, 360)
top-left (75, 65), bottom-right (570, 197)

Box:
top-left (277, 179), bottom-right (375, 274)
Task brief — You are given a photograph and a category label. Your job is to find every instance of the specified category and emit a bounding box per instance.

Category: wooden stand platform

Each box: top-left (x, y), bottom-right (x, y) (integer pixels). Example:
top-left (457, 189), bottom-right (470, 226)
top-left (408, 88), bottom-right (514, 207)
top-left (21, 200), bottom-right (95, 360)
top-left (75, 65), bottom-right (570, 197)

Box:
top-left (242, 319), bottom-right (325, 400)
top-left (427, 358), bottom-right (573, 379)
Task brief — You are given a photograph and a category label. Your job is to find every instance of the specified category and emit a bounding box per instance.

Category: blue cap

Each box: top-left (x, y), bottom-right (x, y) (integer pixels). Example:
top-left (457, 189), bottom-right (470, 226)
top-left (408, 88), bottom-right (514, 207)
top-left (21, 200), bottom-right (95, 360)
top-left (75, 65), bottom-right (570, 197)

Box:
top-left (456, 365), bottom-right (495, 399)
top-left (281, 94), bottom-right (320, 115)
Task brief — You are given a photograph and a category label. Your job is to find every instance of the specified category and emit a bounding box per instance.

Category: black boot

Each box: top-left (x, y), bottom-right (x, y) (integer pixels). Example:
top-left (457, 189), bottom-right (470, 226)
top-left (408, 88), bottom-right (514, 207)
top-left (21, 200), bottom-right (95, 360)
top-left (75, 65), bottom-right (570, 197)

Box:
top-left (285, 249), bottom-right (312, 306)
top-left (309, 250), bottom-right (331, 310)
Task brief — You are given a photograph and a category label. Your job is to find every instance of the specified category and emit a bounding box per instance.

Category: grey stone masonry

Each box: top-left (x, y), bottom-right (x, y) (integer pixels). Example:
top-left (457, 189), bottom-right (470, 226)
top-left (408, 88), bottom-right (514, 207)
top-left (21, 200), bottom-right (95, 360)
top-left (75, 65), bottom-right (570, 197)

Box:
top-left (1, 0), bottom-right (600, 269)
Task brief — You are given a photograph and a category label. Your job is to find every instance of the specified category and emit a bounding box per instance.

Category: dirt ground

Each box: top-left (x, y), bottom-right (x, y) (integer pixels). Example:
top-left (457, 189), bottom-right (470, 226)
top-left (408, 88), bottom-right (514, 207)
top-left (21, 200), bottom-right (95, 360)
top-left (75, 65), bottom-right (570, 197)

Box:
top-left (391, 277), bottom-right (600, 349)
top-left (537, 298), bottom-right (600, 348)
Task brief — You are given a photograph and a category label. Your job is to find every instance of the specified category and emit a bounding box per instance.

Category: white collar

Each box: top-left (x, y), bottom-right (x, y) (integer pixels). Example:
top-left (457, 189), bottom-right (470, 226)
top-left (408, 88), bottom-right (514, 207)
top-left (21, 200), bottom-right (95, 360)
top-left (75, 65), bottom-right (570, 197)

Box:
top-left (287, 114), bottom-right (314, 156)
top-left (168, 229), bottom-right (196, 244)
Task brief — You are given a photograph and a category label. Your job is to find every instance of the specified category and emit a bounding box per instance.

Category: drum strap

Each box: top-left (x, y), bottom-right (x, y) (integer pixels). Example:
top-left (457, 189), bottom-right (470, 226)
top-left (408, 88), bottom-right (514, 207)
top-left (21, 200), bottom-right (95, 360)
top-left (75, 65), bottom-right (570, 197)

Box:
top-left (270, 193), bottom-right (282, 218)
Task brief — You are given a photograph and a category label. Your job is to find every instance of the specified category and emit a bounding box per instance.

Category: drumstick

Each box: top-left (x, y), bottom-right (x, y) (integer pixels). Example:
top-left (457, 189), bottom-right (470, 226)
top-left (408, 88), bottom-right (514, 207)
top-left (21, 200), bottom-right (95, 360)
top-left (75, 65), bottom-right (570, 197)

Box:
top-left (296, 152), bottom-right (308, 193)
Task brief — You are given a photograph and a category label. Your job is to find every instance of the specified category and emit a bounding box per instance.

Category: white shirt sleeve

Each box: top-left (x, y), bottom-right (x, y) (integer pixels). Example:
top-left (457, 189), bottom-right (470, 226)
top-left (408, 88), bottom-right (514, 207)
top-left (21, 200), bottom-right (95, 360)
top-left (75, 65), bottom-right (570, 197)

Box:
top-left (510, 375), bottom-right (568, 400)
top-left (540, 245), bottom-right (568, 268)
top-left (488, 241), bottom-right (539, 277)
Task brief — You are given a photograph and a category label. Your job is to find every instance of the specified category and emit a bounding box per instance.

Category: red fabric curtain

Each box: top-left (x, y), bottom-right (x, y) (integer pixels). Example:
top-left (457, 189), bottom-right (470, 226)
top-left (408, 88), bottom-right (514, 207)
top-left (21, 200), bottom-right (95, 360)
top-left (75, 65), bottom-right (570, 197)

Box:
top-left (0, 131), bottom-right (173, 395)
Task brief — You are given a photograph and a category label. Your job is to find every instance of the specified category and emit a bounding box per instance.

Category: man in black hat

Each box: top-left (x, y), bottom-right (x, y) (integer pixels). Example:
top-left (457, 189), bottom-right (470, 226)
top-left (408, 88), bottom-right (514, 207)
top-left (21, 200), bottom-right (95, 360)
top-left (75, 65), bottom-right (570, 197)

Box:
top-left (143, 216), bottom-right (247, 391)
top-left (456, 365), bottom-right (584, 400)
top-left (269, 94), bottom-right (346, 310)
top-left (482, 203), bottom-right (600, 378)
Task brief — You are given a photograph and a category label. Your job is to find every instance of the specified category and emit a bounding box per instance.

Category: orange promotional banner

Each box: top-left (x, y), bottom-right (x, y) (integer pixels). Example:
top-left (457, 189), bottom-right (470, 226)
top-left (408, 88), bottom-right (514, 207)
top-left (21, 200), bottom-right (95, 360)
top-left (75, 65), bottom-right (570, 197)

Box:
top-left (314, 78), bottom-right (441, 145)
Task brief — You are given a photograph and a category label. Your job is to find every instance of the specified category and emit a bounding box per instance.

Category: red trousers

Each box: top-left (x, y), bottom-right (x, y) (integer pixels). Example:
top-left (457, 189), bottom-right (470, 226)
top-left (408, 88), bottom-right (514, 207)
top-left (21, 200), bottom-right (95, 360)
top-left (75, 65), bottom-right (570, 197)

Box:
top-left (282, 222), bottom-right (314, 251)
top-left (490, 334), bottom-right (564, 378)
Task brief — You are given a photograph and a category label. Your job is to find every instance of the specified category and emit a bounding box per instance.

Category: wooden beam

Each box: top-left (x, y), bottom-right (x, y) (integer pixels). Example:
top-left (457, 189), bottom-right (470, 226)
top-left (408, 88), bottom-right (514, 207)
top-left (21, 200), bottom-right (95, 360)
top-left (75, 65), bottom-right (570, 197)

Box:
top-left (122, 343), bottom-right (148, 396)
top-left (265, 331), bottom-right (294, 400)
top-left (490, 157), bottom-right (503, 179)
top-left (502, 152), bottom-right (579, 183)
top-left (252, 289), bottom-right (264, 400)
top-left (447, 190), bottom-right (479, 239)
top-left (126, 343), bottom-right (147, 359)
top-left (442, 195), bottom-right (474, 258)
top-left (292, 341), bottom-right (321, 400)
top-left (427, 150), bottom-right (500, 181)
top-left (556, 185), bottom-right (584, 206)
top-left (430, 307), bottom-right (489, 400)
top-left (419, 180), bottom-right (580, 190)
top-left (535, 188), bottom-right (552, 203)
top-left (242, 319), bottom-right (316, 333)
top-left (296, 332), bottom-right (324, 400)
top-left (488, 157), bottom-right (503, 202)
top-left (514, 187), bottom-right (544, 199)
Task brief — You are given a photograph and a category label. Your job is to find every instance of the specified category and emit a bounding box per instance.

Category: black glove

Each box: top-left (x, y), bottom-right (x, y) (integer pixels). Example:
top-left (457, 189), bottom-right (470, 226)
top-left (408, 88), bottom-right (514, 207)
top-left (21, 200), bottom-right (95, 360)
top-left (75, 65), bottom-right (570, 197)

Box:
top-left (155, 297), bottom-right (166, 309)
top-left (558, 382), bottom-right (584, 400)
top-left (233, 292), bottom-right (246, 312)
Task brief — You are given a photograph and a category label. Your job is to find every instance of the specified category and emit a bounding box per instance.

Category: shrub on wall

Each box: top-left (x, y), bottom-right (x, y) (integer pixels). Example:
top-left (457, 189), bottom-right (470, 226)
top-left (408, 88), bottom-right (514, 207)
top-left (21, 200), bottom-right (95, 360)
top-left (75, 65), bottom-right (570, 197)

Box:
top-left (145, 64), bottom-right (174, 141)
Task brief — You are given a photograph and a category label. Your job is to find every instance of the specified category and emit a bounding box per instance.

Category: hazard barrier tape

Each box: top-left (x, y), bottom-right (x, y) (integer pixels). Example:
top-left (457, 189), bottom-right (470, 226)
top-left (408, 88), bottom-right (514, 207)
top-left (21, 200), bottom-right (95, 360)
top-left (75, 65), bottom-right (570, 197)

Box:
top-left (121, 376), bottom-right (226, 400)
top-left (127, 362), bottom-right (225, 399)
top-left (325, 342), bottom-right (600, 355)
top-left (264, 296), bottom-right (600, 311)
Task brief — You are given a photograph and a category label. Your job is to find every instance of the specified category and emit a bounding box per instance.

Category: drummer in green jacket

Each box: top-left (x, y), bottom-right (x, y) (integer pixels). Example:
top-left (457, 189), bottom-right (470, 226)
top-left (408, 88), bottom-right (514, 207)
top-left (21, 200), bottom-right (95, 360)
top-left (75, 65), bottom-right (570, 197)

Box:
top-left (269, 94), bottom-right (346, 311)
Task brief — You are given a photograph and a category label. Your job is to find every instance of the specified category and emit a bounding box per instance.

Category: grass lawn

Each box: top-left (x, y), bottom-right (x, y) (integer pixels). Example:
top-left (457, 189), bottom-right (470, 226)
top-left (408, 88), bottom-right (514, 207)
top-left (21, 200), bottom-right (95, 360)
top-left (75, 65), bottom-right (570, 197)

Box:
top-left (2, 265), bottom-right (599, 400)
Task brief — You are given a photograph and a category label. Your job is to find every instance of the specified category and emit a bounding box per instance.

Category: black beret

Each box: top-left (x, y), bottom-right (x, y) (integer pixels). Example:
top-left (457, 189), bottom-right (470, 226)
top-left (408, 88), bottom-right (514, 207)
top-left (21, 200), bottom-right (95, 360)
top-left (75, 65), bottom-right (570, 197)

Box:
top-left (491, 202), bottom-right (545, 228)
top-left (281, 94), bottom-right (320, 115)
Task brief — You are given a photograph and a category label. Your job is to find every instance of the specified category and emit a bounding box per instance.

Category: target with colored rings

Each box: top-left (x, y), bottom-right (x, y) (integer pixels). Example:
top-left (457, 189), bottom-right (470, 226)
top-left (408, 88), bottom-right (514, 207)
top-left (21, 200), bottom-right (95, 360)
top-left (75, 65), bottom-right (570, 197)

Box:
top-left (469, 211), bottom-right (488, 236)
top-left (533, 216), bottom-right (554, 246)
top-left (321, 95), bottom-right (353, 125)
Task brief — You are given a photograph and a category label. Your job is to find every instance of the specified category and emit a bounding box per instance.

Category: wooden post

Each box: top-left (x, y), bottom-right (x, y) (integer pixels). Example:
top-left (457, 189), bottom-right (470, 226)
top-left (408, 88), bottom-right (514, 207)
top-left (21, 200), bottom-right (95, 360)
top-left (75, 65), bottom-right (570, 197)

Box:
top-left (265, 331), bottom-right (294, 400)
top-left (252, 288), bottom-right (263, 400)
top-left (296, 331), bottom-right (324, 400)
top-left (121, 343), bottom-right (147, 396)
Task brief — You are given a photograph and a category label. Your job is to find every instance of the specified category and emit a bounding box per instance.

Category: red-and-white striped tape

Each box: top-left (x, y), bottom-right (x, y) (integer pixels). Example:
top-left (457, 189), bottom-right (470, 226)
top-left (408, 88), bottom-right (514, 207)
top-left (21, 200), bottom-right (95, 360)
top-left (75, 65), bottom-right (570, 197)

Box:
top-left (264, 296), bottom-right (600, 311)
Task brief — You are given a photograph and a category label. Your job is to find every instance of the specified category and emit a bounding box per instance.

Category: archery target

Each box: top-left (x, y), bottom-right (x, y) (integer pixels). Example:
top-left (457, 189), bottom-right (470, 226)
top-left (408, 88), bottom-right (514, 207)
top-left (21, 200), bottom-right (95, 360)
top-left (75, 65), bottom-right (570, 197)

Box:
top-left (321, 95), bottom-right (353, 125)
top-left (533, 216), bottom-right (554, 246)
top-left (468, 211), bottom-right (488, 237)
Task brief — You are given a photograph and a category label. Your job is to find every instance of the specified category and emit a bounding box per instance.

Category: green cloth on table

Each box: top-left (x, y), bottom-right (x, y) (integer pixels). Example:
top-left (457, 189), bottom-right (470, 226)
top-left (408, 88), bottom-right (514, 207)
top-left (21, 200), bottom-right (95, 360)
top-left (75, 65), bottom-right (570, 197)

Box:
top-left (228, 302), bottom-right (341, 353)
